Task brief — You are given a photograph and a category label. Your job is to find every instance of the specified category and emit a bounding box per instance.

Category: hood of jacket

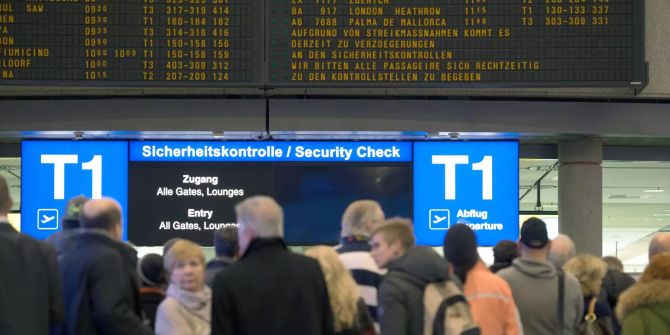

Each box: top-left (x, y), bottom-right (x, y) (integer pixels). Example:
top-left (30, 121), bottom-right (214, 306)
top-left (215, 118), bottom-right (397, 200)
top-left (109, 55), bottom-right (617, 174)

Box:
top-left (616, 279), bottom-right (670, 325)
top-left (387, 246), bottom-right (450, 286)
top-left (510, 257), bottom-right (557, 279)
top-left (166, 284), bottom-right (212, 322)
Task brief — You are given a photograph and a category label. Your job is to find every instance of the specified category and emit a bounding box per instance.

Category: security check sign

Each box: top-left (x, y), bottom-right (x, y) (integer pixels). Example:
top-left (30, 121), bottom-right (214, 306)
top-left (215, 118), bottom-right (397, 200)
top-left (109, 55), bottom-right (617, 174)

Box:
top-left (21, 141), bottom-right (128, 240)
top-left (414, 142), bottom-right (519, 247)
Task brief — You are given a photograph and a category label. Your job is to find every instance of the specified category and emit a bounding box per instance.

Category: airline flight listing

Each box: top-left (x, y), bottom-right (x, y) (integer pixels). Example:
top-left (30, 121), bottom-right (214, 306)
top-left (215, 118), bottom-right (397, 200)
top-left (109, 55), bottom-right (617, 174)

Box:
top-left (0, 0), bottom-right (644, 86)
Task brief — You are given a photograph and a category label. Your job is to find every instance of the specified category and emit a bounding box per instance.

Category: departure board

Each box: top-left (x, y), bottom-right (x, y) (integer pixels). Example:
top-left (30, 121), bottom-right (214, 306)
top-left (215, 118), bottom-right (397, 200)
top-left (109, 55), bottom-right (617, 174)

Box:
top-left (0, 0), bottom-right (264, 85)
top-left (0, 0), bottom-right (645, 87)
top-left (267, 0), bottom-right (646, 87)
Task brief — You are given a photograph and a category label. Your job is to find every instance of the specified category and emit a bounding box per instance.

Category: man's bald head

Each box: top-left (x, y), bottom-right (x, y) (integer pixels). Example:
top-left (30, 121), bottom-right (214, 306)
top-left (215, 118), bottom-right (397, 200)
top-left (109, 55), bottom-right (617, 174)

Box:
top-left (549, 234), bottom-right (576, 269)
top-left (649, 232), bottom-right (670, 261)
top-left (80, 198), bottom-right (122, 237)
top-left (0, 175), bottom-right (12, 215)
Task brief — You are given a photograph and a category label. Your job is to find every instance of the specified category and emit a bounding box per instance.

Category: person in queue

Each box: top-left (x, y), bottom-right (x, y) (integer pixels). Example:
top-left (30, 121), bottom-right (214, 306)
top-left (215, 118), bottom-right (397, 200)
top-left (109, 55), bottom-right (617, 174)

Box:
top-left (211, 195), bottom-right (334, 335)
top-left (155, 239), bottom-right (211, 335)
top-left (58, 198), bottom-right (152, 335)
top-left (306, 246), bottom-right (376, 335)
top-left (204, 226), bottom-right (238, 288)
top-left (648, 232), bottom-right (670, 260)
top-left (370, 218), bottom-right (450, 335)
top-left (443, 224), bottom-right (522, 335)
top-left (45, 195), bottom-right (89, 259)
top-left (0, 175), bottom-right (63, 335)
top-left (563, 254), bottom-right (617, 335)
top-left (498, 217), bottom-right (584, 335)
top-left (549, 234), bottom-right (577, 269)
top-left (336, 200), bottom-right (386, 327)
top-left (137, 253), bottom-right (167, 330)
top-left (489, 240), bottom-right (518, 273)
top-left (616, 252), bottom-right (670, 335)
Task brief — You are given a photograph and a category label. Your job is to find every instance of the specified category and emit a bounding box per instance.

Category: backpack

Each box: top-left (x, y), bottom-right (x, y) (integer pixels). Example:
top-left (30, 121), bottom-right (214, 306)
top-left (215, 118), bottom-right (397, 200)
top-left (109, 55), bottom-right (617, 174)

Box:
top-left (423, 280), bottom-right (481, 335)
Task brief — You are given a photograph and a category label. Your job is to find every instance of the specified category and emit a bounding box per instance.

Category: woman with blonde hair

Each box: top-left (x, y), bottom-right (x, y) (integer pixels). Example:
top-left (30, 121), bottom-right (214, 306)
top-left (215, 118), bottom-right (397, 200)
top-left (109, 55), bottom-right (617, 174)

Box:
top-left (305, 246), bottom-right (376, 335)
top-left (155, 239), bottom-right (212, 335)
top-left (564, 254), bottom-right (617, 335)
top-left (617, 252), bottom-right (670, 335)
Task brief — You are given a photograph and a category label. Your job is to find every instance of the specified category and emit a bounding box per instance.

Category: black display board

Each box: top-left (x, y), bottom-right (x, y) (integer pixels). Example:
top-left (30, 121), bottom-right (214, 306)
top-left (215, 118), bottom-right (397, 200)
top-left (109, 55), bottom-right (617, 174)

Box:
top-left (267, 0), bottom-right (646, 87)
top-left (128, 162), bottom-right (411, 246)
top-left (0, 0), bottom-right (264, 85)
top-left (0, 0), bottom-right (645, 87)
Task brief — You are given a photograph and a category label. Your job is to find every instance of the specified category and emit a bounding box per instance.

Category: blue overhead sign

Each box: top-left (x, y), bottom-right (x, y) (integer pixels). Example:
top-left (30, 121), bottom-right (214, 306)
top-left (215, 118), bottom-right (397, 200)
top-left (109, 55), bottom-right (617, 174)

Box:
top-left (21, 141), bottom-right (128, 240)
top-left (130, 141), bottom-right (412, 162)
top-left (413, 142), bottom-right (519, 247)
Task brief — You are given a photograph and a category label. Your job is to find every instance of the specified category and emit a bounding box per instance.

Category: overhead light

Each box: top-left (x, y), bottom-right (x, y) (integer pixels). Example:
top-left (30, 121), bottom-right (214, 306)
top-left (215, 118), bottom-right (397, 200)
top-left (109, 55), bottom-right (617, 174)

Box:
top-left (643, 188), bottom-right (665, 193)
top-left (652, 213), bottom-right (670, 217)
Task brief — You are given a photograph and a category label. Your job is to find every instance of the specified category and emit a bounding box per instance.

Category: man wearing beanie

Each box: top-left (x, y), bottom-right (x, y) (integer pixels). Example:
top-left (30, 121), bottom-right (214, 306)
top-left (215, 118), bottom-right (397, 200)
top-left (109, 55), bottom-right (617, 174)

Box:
top-left (498, 218), bottom-right (584, 335)
top-left (46, 195), bottom-right (89, 259)
top-left (443, 224), bottom-right (522, 335)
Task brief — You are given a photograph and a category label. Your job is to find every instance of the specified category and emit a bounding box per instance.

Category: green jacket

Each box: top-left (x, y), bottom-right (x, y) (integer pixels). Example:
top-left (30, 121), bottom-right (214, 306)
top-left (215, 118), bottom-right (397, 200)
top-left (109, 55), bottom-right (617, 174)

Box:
top-left (616, 279), bottom-right (670, 335)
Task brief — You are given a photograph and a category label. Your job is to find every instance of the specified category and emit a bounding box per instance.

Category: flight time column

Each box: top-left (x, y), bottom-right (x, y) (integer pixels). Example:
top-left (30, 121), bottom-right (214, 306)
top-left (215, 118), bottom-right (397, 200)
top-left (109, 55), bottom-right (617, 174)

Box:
top-left (82, 0), bottom-right (109, 80)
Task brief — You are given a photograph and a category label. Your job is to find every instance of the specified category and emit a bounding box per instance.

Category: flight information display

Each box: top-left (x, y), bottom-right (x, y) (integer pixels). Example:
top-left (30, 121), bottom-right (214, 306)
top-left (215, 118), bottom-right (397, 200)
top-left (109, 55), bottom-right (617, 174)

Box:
top-left (267, 0), bottom-right (645, 87)
top-left (0, 0), bottom-right (645, 87)
top-left (0, 0), bottom-right (264, 85)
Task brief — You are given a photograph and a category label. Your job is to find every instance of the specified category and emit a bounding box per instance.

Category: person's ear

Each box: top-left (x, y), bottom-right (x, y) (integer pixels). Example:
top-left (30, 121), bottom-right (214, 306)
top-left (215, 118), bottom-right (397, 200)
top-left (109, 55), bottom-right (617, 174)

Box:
top-left (391, 239), bottom-right (404, 256)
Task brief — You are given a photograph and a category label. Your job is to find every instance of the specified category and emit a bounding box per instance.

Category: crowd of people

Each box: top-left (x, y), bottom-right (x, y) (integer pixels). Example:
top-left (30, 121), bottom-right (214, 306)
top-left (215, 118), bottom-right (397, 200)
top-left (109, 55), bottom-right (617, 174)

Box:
top-left (1, 174), bottom-right (670, 335)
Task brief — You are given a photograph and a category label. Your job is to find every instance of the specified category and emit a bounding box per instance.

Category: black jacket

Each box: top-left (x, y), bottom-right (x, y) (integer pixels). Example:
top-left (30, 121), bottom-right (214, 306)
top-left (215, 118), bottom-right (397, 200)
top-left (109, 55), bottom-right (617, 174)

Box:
top-left (204, 256), bottom-right (234, 288)
top-left (57, 231), bottom-right (152, 335)
top-left (377, 246), bottom-right (451, 335)
top-left (0, 222), bottom-right (64, 335)
top-left (212, 238), bottom-right (334, 335)
top-left (602, 269), bottom-right (636, 310)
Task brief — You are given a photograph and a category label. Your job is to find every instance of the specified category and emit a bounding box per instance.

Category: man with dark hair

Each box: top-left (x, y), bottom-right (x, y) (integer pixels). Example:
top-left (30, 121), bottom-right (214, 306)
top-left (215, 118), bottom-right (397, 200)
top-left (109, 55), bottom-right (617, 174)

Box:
top-left (46, 195), bottom-right (89, 258)
top-left (369, 218), bottom-right (450, 335)
top-left (0, 175), bottom-right (64, 334)
top-left (58, 198), bottom-right (152, 335)
top-left (498, 218), bottom-right (584, 335)
top-left (489, 240), bottom-right (518, 273)
top-left (205, 225), bottom-right (239, 287)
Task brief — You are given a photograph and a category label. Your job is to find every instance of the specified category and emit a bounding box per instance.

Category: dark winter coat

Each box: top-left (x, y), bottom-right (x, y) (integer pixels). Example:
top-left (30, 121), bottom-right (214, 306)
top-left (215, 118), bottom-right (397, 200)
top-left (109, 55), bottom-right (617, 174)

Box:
top-left (602, 269), bottom-right (636, 310)
top-left (204, 256), bottom-right (234, 288)
top-left (377, 246), bottom-right (451, 335)
top-left (211, 238), bottom-right (334, 335)
top-left (57, 231), bottom-right (152, 335)
top-left (0, 222), bottom-right (64, 335)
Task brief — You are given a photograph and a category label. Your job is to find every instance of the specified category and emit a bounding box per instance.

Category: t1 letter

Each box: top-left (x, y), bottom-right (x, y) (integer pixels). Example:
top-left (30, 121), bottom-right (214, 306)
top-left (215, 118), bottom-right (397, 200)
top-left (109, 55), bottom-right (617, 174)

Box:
top-left (432, 155), bottom-right (469, 200)
top-left (41, 154), bottom-right (78, 199)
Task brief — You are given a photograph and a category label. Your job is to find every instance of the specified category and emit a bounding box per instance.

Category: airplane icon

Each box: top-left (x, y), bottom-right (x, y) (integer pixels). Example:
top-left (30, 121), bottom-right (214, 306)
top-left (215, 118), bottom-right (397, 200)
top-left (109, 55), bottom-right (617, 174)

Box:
top-left (41, 215), bottom-right (55, 224)
top-left (429, 209), bottom-right (450, 230)
top-left (37, 209), bottom-right (59, 230)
